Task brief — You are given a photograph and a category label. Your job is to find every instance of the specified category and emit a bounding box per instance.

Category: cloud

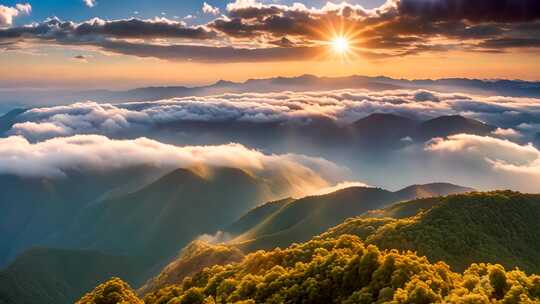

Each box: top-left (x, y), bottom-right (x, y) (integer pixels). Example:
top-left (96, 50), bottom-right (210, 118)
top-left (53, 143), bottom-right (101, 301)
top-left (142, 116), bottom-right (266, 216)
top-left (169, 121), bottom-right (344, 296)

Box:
top-left (208, 0), bottom-right (540, 55)
top-left (15, 4), bottom-right (31, 15)
top-left (73, 55), bottom-right (90, 62)
top-left (312, 181), bottom-right (372, 196)
top-left (83, 0), bottom-right (96, 8)
top-left (397, 0), bottom-right (540, 23)
top-left (1, 1), bottom-right (539, 62)
top-left (0, 134), bottom-right (346, 198)
top-left (196, 231), bottom-right (233, 244)
top-left (5, 89), bottom-right (540, 142)
top-left (0, 16), bottom-right (216, 40)
top-left (2, 89), bottom-right (540, 193)
top-left (202, 2), bottom-right (220, 16)
top-left (96, 39), bottom-right (321, 62)
top-left (0, 3), bottom-right (31, 27)
top-left (425, 134), bottom-right (540, 192)
top-left (492, 128), bottom-right (523, 140)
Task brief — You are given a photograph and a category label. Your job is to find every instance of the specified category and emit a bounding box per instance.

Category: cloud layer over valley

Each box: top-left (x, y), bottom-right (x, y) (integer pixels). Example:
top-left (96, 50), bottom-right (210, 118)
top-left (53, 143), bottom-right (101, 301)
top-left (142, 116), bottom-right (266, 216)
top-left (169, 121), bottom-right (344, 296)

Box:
top-left (2, 88), bottom-right (540, 193)
top-left (5, 89), bottom-right (540, 141)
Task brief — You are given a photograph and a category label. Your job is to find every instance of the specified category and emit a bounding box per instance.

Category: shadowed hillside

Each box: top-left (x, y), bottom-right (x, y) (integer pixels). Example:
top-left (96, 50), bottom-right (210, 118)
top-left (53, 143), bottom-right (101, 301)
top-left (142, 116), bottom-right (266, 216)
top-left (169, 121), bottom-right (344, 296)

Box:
top-left (0, 248), bottom-right (147, 304)
top-left (51, 167), bottom-right (265, 267)
top-left (225, 198), bottom-right (295, 236)
top-left (0, 167), bottom-right (160, 267)
top-left (227, 183), bottom-right (472, 252)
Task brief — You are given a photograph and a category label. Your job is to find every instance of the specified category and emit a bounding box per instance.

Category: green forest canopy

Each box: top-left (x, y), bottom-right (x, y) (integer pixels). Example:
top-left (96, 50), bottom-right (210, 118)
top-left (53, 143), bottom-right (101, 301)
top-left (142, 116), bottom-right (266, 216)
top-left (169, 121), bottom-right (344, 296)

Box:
top-left (324, 191), bottom-right (540, 273)
top-left (79, 235), bottom-right (540, 304)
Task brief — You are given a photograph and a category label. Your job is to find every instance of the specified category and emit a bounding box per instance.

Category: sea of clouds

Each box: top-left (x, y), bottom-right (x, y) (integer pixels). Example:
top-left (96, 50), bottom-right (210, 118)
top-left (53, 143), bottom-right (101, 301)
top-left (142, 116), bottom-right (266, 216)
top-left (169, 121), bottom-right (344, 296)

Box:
top-left (6, 89), bottom-right (540, 142)
top-left (1, 88), bottom-right (540, 193)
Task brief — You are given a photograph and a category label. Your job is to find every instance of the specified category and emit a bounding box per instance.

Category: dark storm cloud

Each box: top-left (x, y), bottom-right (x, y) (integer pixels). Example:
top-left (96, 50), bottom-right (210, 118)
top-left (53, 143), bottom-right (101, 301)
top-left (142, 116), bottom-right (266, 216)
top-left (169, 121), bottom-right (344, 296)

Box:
top-left (398, 0), bottom-right (540, 23)
top-left (480, 37), bottom-right (540, 49)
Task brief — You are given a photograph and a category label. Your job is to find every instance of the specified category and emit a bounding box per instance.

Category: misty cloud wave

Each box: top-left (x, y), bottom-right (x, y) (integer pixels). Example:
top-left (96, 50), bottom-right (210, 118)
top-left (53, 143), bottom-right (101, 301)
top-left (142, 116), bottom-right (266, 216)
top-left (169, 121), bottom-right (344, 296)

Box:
top-left (424, 134), bottom-right (540, 192)
top-left (0, 134), bottom-right (348, 198)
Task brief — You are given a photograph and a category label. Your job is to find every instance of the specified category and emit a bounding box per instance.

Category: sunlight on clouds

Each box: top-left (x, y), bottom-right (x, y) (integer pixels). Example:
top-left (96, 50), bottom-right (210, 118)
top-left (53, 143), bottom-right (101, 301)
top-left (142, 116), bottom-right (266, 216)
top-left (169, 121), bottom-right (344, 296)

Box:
top-left (0, 135), bottom-right (347, 198)
top-left (0, 3), bottom-right (31, 27)
top-left (311, 181), bottom-right (372, 197)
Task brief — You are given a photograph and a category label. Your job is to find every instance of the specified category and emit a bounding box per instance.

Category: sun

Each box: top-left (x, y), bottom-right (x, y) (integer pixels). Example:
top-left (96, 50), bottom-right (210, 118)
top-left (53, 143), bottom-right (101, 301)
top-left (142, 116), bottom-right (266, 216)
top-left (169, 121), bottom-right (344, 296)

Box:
top-left (331, 37), bottom-right (350, 54)
top-left (309, 19), bottom-right (363, 61)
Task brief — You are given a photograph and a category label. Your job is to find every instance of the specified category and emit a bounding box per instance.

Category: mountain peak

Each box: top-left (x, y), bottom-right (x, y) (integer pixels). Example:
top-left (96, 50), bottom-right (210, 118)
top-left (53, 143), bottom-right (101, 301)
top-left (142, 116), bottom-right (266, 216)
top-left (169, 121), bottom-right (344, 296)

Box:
top-left (355, 113), bottom-right (417, 124)
top-left (395, 183), bottom-right (475, 200)
top-left (213, 79), bottom-right (238, 86)
top-left (417, 115), bottom-right (495, 140)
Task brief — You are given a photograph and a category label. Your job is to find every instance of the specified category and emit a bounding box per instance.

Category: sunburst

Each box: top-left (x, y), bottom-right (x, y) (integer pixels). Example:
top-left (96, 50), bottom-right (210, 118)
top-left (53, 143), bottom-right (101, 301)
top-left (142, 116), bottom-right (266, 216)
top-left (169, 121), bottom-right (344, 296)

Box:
top-left (309, 18), bottom-right (365, 62)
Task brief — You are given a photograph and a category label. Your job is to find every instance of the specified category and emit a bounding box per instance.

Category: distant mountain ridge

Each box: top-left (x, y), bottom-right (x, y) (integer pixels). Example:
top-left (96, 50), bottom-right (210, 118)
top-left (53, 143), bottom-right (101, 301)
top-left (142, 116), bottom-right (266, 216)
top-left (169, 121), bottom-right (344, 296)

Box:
top-left (44, 75), bottom-right (540, 102)
top-left (2, 74), bottom-right (539, 108)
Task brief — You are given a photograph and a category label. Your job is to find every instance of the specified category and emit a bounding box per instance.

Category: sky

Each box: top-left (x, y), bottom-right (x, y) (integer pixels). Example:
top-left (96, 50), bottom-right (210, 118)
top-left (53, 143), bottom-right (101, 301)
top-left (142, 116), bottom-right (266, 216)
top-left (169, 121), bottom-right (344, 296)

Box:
top-left (1, 0), bottom-right (539, 89)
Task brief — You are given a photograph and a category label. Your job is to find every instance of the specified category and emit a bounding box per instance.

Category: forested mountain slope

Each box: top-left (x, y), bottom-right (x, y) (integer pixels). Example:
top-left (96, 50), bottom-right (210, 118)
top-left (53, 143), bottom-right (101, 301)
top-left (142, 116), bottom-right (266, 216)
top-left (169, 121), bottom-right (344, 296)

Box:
top-left (79, 235), bottom-right (540, 304)
top-left (138, 241), bottom-right (244, 296)
top-left (324, 191), bottom-right (540, 273)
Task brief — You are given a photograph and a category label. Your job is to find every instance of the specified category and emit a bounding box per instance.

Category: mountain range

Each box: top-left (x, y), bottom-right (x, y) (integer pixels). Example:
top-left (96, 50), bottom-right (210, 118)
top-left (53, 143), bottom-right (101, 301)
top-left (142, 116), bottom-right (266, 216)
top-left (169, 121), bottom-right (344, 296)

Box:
top-left (0, 178), bottom-right (471, 304)
top-left (4, 168), bottom-right (540, 304)
top-left (89, 191), bottom-right (540, 304)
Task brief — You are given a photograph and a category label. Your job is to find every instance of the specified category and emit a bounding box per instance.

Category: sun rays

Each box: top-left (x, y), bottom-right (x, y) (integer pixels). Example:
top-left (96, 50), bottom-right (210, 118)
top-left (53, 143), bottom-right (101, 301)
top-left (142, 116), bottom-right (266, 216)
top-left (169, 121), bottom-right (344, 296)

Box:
top-left (309, 18), bottom-right (365, 62)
